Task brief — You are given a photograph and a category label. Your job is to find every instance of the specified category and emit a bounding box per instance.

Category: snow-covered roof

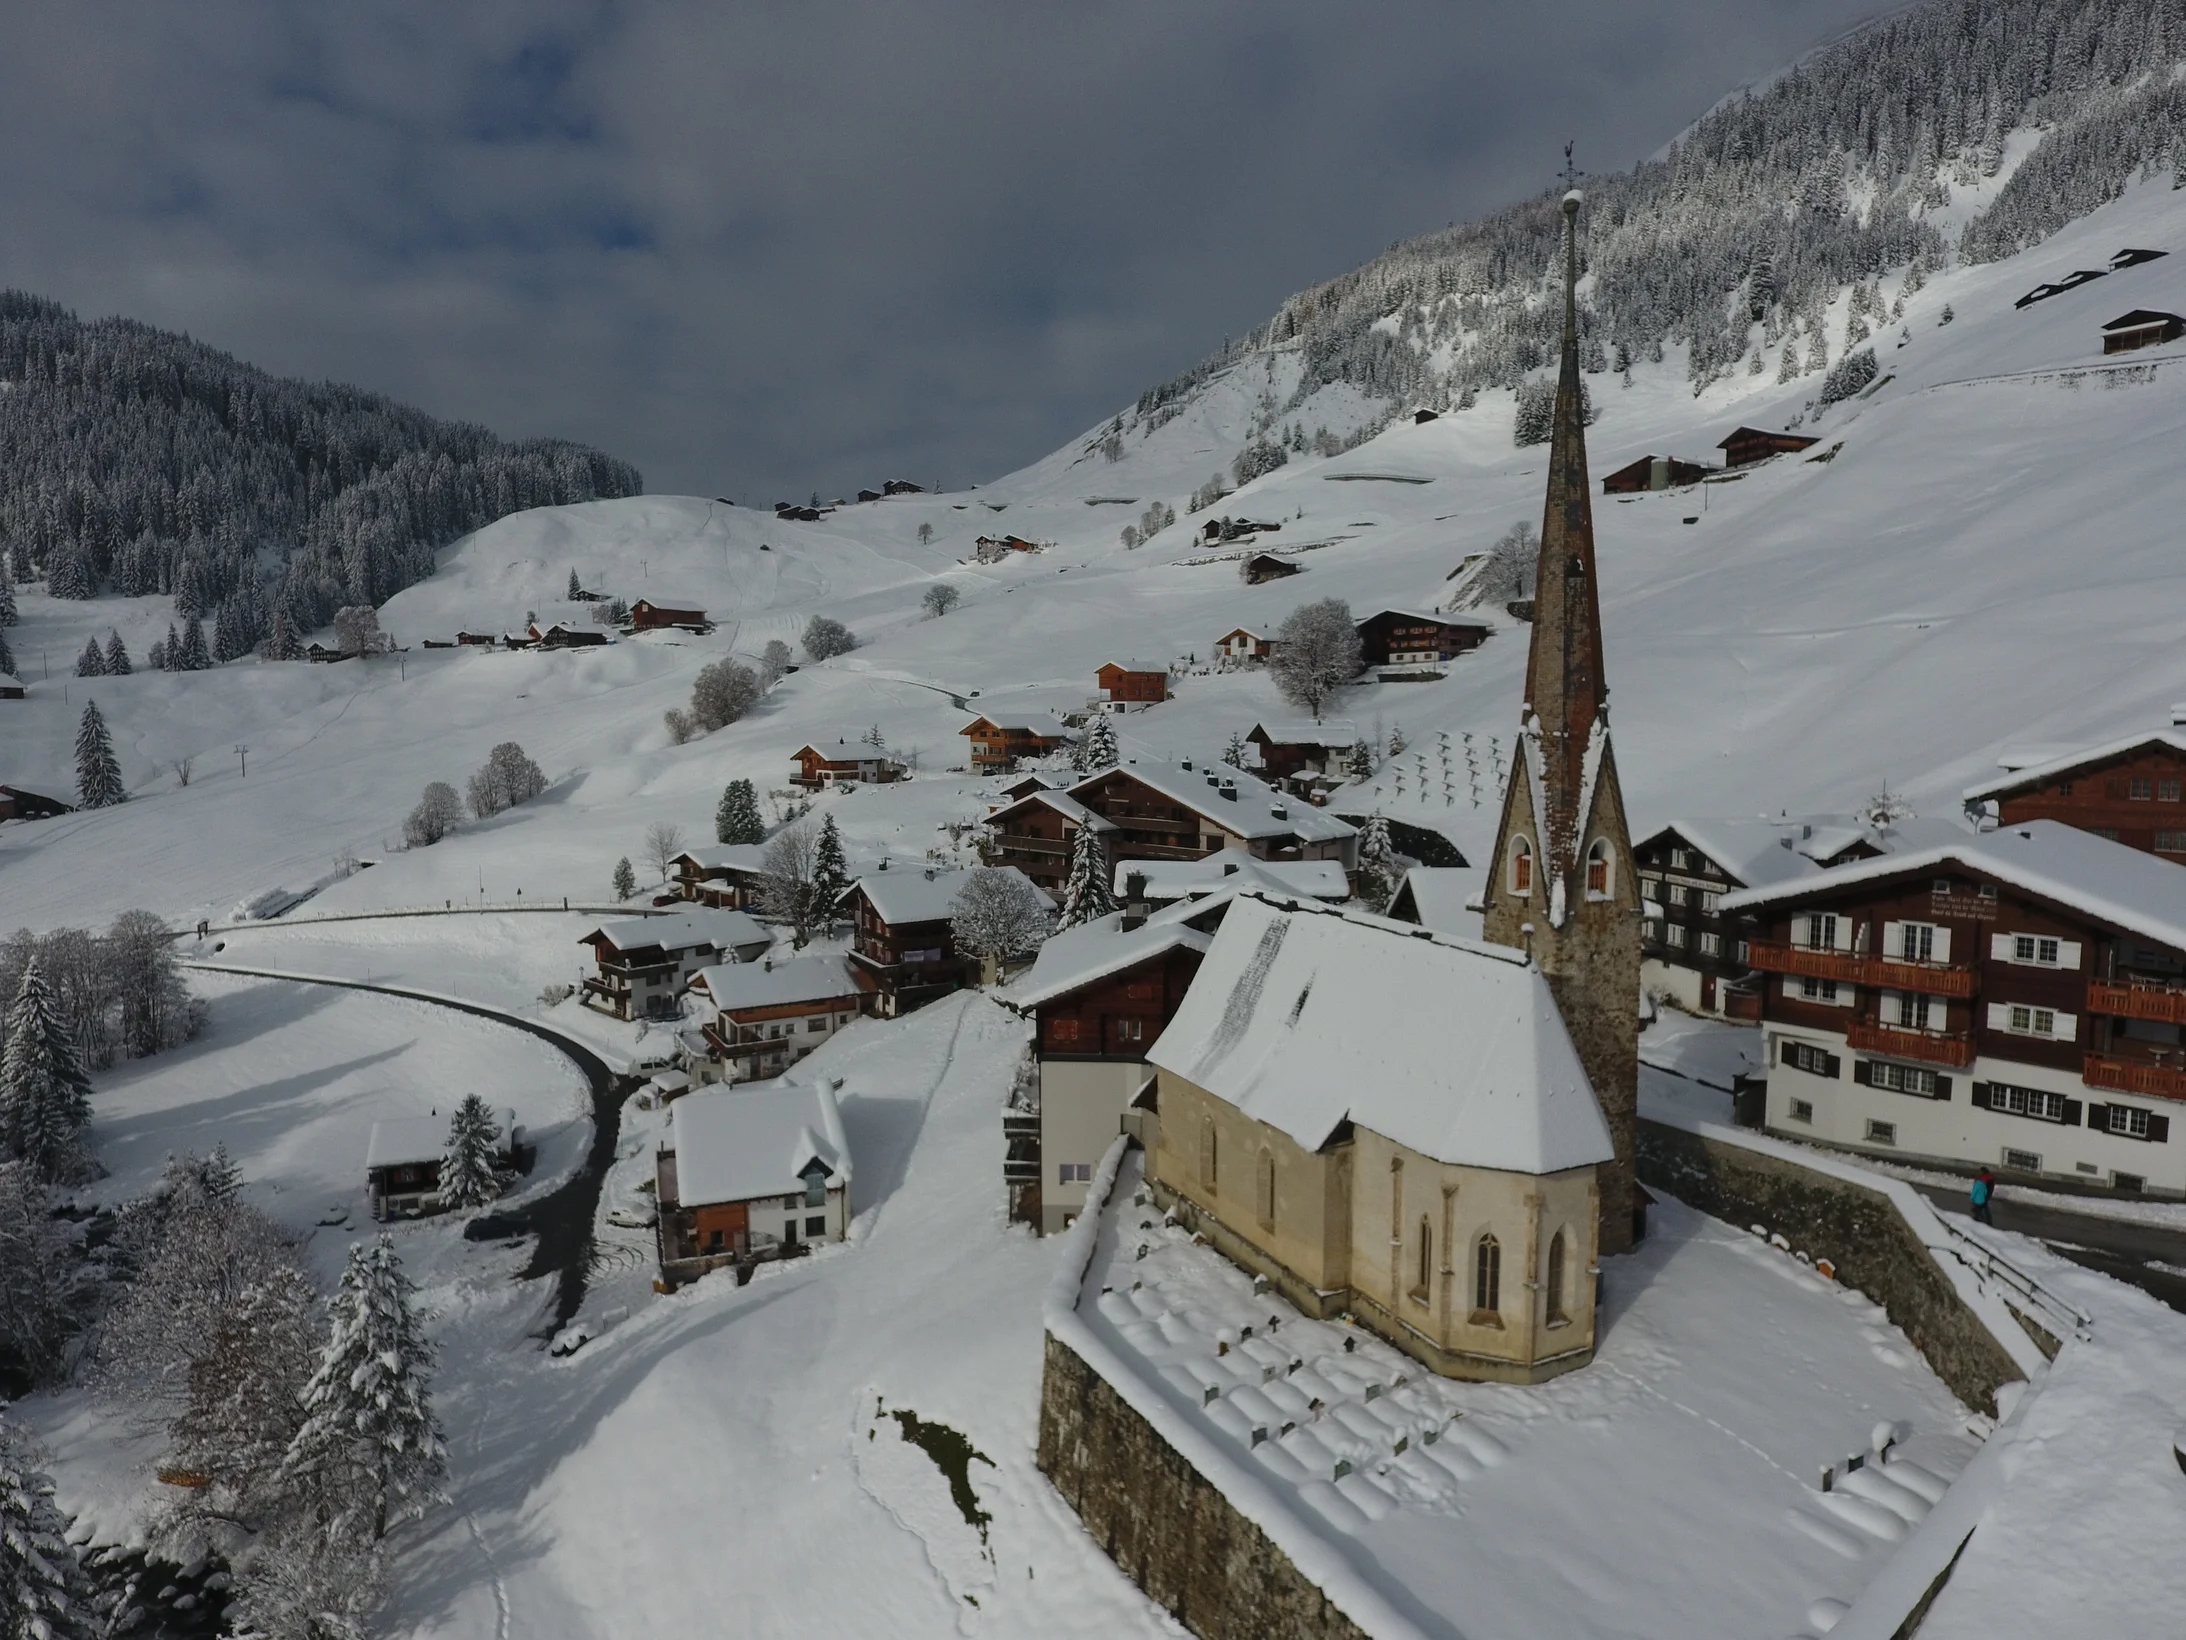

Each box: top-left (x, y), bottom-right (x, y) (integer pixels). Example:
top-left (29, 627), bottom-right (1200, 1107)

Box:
top-left (691, 955), bottom-right (859, 1013)
top-left (997, 914), bottom-right (1212, 1009)
top-left (1112, 854), bottom-right (1349, 903)
top-left (1961, 729), bottom-right (2186, 802)
top-left (1251, 719), bottom-right (1359, 749)
top-left (1389, 866), bottom-right (1482, 935)
top-left (962, 711), bottom-right (1073, 737)
top-left (669, 1076), bottom-right (851, 1208)
top-left (1102, 658), bottom-right (1168, 674)
top-left (0, 673), bottom-right (22, 689)
top-left (579, 908), bottom-right (771, 955)
top-left (1362, 607), bottom-right (1491, 629)
top-left (988, 789), bottom-right (1117, 832)
top-left (1071, 760), bottom-right (1355, 845)
top-left (670, 843), bottom-right (772, 876)
top-left (1638, 814), bottom-right (1970, 887)
top-left (1719, 819), bottom-right (2186, 951)
top-left (1146, 895), bottom-right (1614, 1176)
top-left (842, 866), bottom-right (1052, 926)
top-left (365, 1109), bottom-right (516, 1170)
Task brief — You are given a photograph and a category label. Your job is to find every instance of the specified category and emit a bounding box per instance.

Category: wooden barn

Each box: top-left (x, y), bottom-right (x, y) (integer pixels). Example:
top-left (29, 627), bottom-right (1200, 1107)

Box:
top-left (628, 600), bottom-right (711, 633)
top-left (1601, 454), bottom-right (1713, 494)
top-left (960, 711), bottom-right (1072, 773)
top-left (791, 744), bottom-right (904, 789)
top-left (1717, 426), bottom-right (1820, 469)
top-left (1096, 660), bottom-right (1170, 704)
top-left (1354, 609), bottom-right (1491, 669)
top-left (1240, 553), bottom-right (1301, 586)
top-left (2101, 310), bottom-right (2186, 355)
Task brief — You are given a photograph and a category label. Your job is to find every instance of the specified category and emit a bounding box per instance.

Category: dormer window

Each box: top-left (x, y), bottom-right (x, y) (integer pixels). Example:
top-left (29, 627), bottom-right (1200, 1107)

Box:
top-left (1509, 837), bottom-right (1534, 896)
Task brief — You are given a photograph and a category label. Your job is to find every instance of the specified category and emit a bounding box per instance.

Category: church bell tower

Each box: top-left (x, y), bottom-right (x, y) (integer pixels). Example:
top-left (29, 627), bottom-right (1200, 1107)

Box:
top-left (1479, 188), bottom-right (1644, 1254)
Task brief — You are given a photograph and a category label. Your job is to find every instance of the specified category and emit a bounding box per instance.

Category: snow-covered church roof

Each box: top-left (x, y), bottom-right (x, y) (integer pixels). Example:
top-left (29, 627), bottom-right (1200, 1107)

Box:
top-left (1146, 894), bottom-right (1613, 1176)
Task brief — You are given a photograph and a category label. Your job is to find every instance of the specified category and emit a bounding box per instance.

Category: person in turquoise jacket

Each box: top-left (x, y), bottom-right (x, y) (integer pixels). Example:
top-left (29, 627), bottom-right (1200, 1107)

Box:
top-left (1970, 1167), bottom-right (1996, 1226)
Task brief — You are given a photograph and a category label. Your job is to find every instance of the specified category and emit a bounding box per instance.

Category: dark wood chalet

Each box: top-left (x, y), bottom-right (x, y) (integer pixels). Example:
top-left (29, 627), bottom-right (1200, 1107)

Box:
top-left (792, 743), bottom-right (905, 789)
top-left (1066, 759), bottom-right (1357, 868)
top-left (2100, 310), bottom-right (2185, 354)
top-left (839, 867), bottom-right (1050, 1016)
top-left (669, 845), bottom-right (774, 909)
top-left (982, 789), bottom-right (1115, 894)
top-left (1247, 720), bottom-right (1359, 786)
top-left (0, 786), bottom-right (71, 821)
top-left (1353, 609), bottom-right (1491, 669)
top-left (1963, 729), bottom-right (2186, 858)
top-left (1717, 426), bottom-right (1821, 468)
top-left (1722, 820), bottom-right (2186, 1196)
top-left (1601, 454), bottom-right (1712, 494)
top-left (1241, 554), bottom-right (1301, 586)
top-left (628, 600), bottom-right (711, 632)
top-left (960, 712), bottom-right (1071, 773)
top-left (1097, 660), bottom-right (1169, 703)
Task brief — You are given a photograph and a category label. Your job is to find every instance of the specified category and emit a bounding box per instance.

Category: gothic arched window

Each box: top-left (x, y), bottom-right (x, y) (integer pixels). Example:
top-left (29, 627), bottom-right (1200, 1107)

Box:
top-left (1256, 1150), bottom-right (1276, 1227)
top-left (1413, 1216), bottom-right (1433, 1301)
top-left (1509, 837), bottom-right (1534, 896)
top-left (1473, 1233), bottom-right (1502, 1318)
top-left (1585, 838), bottom-right (1612, 900)
top-left (1546, 1230), bottom-right (1569, 1324)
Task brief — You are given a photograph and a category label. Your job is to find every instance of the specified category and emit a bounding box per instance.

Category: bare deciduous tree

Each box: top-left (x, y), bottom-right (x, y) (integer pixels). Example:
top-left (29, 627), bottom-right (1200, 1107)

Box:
top-left (1269, 598), bottom-right (1362, 720)
top-left (645, 821), bottom-right (685, 884)
top-left (332, 605), bottom-right (391, 658)
top-left (759, 822), bottom-right (822, 946)
top-left (921, 583), bottom-right (961, 617)
top-left (403, 781), bottom-right (462, 847)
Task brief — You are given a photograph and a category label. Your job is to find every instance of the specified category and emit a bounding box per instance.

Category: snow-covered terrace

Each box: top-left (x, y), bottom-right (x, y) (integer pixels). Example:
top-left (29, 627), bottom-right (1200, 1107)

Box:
top-left (1060, 1148), bottom-right (1980, 1640)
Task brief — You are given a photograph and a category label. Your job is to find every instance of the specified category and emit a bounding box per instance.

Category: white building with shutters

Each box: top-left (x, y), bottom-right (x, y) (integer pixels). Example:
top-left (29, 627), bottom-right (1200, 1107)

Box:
top-left (1723, 820), bottom-right (2186, 1198)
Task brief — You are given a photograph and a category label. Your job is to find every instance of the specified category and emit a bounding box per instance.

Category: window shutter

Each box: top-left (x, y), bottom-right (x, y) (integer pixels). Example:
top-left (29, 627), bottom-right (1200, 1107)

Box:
top-left (1823, 1052), bottom-right (1842, 1080)
top-left (1985, 1002), bottom-right (2013, 1030)
top-left (1929, 926), bottom-right (1951, 963)
top-left (2062, 1098), bottom-right (2083, 1127)
top-left (2150, 1113), bottom-right (2171, 1143)
top-left (1851, 1060), bottom-right (1872, 1087)
top-left (1933, 1075), bottom-right (1952, 1100)
top-left (1837, 918), bottom-right (1856, 952)
top-left (1882, 920), bottom-right (1904, 958)
top-left (1969, 1082), bottom-right (1990, 1110)
top-left (2049, 1011), bottom-right (2078, 1041)
top-left (2086, 1103), bottom-right (2109, 1133)
top-left (2055, 939), bottom-right (2083, 970)
top-left (1990, 932), bottom-right (2014, 961)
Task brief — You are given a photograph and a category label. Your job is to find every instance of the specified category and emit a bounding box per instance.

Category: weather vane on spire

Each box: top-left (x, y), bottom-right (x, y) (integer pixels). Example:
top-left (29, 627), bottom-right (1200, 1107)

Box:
top-left (1558, 141), bottom-right (1584, 194)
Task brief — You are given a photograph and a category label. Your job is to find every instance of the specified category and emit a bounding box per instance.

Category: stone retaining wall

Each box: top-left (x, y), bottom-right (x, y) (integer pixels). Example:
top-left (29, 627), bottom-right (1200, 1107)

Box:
top-left (1037, 1331), bottom-right (1373, 1640)
top-left (1636, 1119), bottom-right (2031, 1415)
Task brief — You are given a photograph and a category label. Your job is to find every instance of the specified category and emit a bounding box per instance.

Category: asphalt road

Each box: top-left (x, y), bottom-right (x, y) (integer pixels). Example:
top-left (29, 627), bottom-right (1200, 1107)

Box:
top-left (1909, 1182), bottom-right (2186, 1313)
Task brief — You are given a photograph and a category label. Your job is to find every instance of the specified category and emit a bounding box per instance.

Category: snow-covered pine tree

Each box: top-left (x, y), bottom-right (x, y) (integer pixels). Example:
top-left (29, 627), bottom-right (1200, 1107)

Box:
top-left (267, 609), bottom-right (298, 661)
top-left (437, 1095), bottom-right (502, 1212)
top-left (0, 960), bottom-right (94, 1184)
top-left (1223, 731), bottom-right (1247, 767)
top-left (1346, 739), bottom-right (1375, 782)
top-left (612, 857), bottom-right (637, 900)
top-left (177, 616), bottom-right (211, 671)
top-left (278, 1235), bottom-right (446, 1544)
top-left (1080, 712), bottom-right (1119, 771)
top-left (1054, 822), bottom-right (1118, 930)
top-left (103, 630), bottom-right (130, 675)
top-left (160, 622), bottom-right (182, 672)
top-left (715, 779), bottom-right (765, 845)
top-left (0, 1410), bottom-right (94, 1640)
top-left (811, 815), bottom-right (852, 921)
top-left (567, 568), bottom-right (582, 600)
top-left (0, 572), bottom-right (16, 627)
top-left (167, 1266), bottom-right (320, 1524)
top-left (74, 637), bottom-right (104, 678)
top-left (1355, 815), bottom-right (1400, 913)
top-left (0, 628), bottom-right (14, 681)
top-left (74, 701), bottom-right (125, 809)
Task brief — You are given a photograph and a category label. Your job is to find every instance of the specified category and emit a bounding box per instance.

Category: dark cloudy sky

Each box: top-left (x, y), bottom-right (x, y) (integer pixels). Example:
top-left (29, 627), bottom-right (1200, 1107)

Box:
top-left (0, 1), bottom-right (1897, 499)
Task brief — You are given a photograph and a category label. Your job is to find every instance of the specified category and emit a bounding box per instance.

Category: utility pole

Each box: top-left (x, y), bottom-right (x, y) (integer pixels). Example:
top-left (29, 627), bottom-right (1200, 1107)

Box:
top-left (235, 744), bottom-right (249, 777)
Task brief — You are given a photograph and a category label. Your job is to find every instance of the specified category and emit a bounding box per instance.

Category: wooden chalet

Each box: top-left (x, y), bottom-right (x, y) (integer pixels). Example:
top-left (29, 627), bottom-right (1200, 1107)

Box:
top-left (974, 534), bottom-right (1041, 563)
top-left (1215, 627), bottom-right (1275, 662)
top-left (1066, 757), bottom-right (1357, 868)
top-left (983, 788), bottom-right (1116, 893)
top-left (655, 1077), bottom-right (851, 1286)
top-left (1723, 820), bottom-right (2186, 1197)
top-left (0, 673), bottom-right (24, 701)
top-left (1246, 719), bottom-right (1359, 785)
top-left (1601, 454), bottom-right (1712, 494)
top-left (1963, 727), bottom-right (2186, 858)
top-left (1240, 553), bottom-right (1301, 586)
top-left (305, 643), bottom-right (354, 663)
top-left (456, 631), bottom-right (498, 647)
top-left (1354, 609), bottom-right (1491, 669)
top-left (366, 1109), bottom-right (522, 1220)
top-left (628, 600), bottom-right (711, 632)
top-left (528, 622), bottom-right (609, 649)
top-left (577, 909), bottom-right (772, 1020)
top-left (999, 908), bottom-right (1212, 1232)
top-left (792, 743), bottom-right (905, 789)
top-left (2101, 310), bottom-right (2185, 354)
top-left (1096, 660), bottom-right (1169, 704)
top-left (1717, 426), bottom-right (1820, 469)
top-left (960, 711), bottom-right (1072, 773)
top-left (0, 785), bottom-right (72, 821)
top-left (669, 844), bottom-right (774, 909)
top-left (688, 956), bottom-right (862, 1084)
top-left (840, 867), bottom-right (997, 1016)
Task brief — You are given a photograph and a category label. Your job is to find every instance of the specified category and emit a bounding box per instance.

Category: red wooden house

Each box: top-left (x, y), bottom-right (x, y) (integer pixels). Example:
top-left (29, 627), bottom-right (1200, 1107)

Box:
top-left (1097, 660), bottom-right (1169, 704)
top-left (1065, 758), bottom-right (1356, 867)
top-left (1601, 454), bottom-right (1712, 494)
top-left (960, 711), bottom-right (1072, 773)
top-left (1353, 609), bottom-right (1491, 669)
top-left (792, 743), bottom-right (904, 789)
top-left (1962, 728), bottom-right (2186, 859)
top-left (628, 600), bottom-right (711, 633)
top-left (1716, 426), bottom-right (1820, 468)
top-left (982, 788), bottom-right (1116, 893)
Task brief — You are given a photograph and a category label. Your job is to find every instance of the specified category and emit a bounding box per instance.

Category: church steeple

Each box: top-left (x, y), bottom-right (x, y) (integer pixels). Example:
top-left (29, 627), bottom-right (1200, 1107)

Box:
top-left (1481, 183), bottom-right (1644, 1255)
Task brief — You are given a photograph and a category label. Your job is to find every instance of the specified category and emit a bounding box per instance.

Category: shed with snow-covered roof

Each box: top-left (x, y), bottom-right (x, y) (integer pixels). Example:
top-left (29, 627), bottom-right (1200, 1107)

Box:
top-left (655, 1076), bottom-right (852, 1284)
top-left (1144, 893), bottom-right (1611, 1383)
top-left (366, 1108), bottom-right (521, 1220)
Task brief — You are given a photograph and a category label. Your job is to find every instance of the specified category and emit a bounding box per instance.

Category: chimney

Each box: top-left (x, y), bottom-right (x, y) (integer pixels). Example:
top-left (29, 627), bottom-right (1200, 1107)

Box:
top-left (2172, 702), bottom-right (2186, 727)
top-left (1180, 757), bottom-right (1193, 772)
top-left (1122, 871), bottom-right (1149, 931)
top-left (1220, 780), bottom-right (1237, 801)
top-left (1270, 803), bottom-right (1288, 820)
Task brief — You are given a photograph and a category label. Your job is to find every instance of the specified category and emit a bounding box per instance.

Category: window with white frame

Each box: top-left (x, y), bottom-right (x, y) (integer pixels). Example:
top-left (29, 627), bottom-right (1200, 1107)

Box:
top-left (1782, 1041), bottom-right (1838, 1077)
top-left (1670, 848), bottom-right (1690, 869)
top-left (1667, 882), bottom-right (1689, 907)
top-left (1989, 1083), bottom-right (2069, 1123)
top-left (1734, 938), bottom-right (1751, 964)
top-left (1666, 923), bottom-right (1688, 949)
top-left (1802, 913), bottom-right (1839, 950)
top-left (1897, 922), bottom-right (1937, 961)
top-left (1888, 991), bottom-right (1938, 1031)
top-left (1798, 975), bottom-right (1841, 1003)
top-left (1870, 1061), bottom-right (1942, 1097)
top-left (2108, 1105), bottom-right (2153, 1139)
top-left (1700, 891), bottom-right (1720, 914)
top-left (2013, 934), bottom-right (2061, 965)
top-left (1699, 931), bottom-right (1722, 957)
top-left (1789, 1098), bottom-right (1814, 1122)
top-left (2010, 1004), bottom-right (2057, 1036)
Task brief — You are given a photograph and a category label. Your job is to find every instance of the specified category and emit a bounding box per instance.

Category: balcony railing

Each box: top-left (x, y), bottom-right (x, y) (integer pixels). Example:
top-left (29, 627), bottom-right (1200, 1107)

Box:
top-left (2087, 980), bottom-right (2186, 1026)
top-left (1847, 1021), bottom-right (1976, 1066)
top-left (2083, 1055), bottom-right (2186, 1103)
top-left (1746, 940), bottom-right (1979, 998)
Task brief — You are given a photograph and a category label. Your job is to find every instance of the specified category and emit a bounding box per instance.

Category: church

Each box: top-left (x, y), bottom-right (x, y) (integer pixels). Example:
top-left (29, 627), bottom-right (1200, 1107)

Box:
top-left (1142, 189), bottom-right (1644, 1382)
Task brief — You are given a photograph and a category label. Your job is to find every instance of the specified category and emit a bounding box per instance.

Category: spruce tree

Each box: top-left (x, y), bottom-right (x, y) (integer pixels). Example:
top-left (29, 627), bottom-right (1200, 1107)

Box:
top-left (1055, 821), bottom-right (1118, 930)
top-left (278, 1235), bottom-right (446, 1543)
top-left (178, 617), bottom-right (210, 671)
top-left (74, 637), bottom-right (104, 678)
top-left (715, 779), bottom-right (765, 845)
top-left (1079, 712), bottom-right (1119, 772)
top-left (267, 610), bottom-right (298, 661)
top-left (0, 1410), bottom-right (94, 1640)
top-left (103, 629), bottom-right (130, 675)
top-left (74, 701), bottom-right (125, 809)
top-left (566, 568), bottom-right (583, 600)
top-left (0, 959), bottom-right (94, 1182)
top-left (161, 622), bottom-right (182, 672)
top-left (168, 1267), bottom-right (320, 1524)
top-left (612, 857), bottom-right (637, 901)
top-left (1356, 814), bottom-right (1400, 913)
top-left (437, 1095), bottom-right (502, 1212)
top-left (0, 628), bottom-right (14, 680)
top-left (811, 815), bottom-right (851, 922)
top-left (0, 571), bottom-right (15, 627)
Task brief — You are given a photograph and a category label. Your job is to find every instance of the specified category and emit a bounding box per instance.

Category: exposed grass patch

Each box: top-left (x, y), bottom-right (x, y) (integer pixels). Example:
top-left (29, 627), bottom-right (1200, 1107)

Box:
top-left (877, 1397), bottom-right (995, 1544)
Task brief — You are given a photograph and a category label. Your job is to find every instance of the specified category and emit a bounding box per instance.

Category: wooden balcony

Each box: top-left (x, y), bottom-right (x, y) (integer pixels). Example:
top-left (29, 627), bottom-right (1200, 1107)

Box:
top-left (2083, 1055), bottom-right (2186, 1103)
top-left (1746, 940), bottom-right (1979, 998)
top-left (2087, 980), bottom-right (2186, 1026)
top-left (1846, 1021), bottom-right (1976, 1067)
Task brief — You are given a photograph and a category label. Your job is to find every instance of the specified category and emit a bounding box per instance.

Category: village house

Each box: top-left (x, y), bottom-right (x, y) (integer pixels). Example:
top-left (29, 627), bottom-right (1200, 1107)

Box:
top-left (365, 1109), bottom-right (523, 1220)
top-left (1110, 854), bottom-right (1350, 906)
top-left (669, 844), bottom-right (774, 910)
top-left (1353, 609), bottom-right (1491, 670)
top-left (993, 771), bottom-right (1063, 803)
top-left (654, 1075), bottom-right (852, 1286)
top-left (1961, 723), bottom-right (2186, 858)
top-left (1246, 719), bottom-right (1359, 785)
top-left (960, 711), bottom-right (1073, 773)
top-left (840, 866), bottom-right (1051, 1016)
top-left (974, 534), bottom-right (1042, 563)
top-left (1600, 454), bottom-right (1713, 494)
top-left (2099, 309), bottom-right (2185, 354)
top-left (527, 621), bottom-right (609, 650)
top-left (791, 742), bottom-right (905, 789)
top-left (455, 630), bottom-right (497, 647)
top-left (982, 787), bottom-right (1116, 894)
top-left (1144, 895), bottom-right (1613, 1382)
top-left (578, 909), bottom-right (772, 1020)
top-left (1214, 626), bottom-right (1276, 662)
top-left (0, 786), bottom-right (71, 821)
top-left (1066, 757), bottom-right (1358, 870)
top-left (627, 599), bottom-right (711, 633)
top-left (1724, 820), bottom-right (2186, 1198)
top-left (0, 673), bottom-right (25, 701)
top-left (1096, 660), bottom-right (1170, 706)
top-left (688, 955), bottom-right (862, 1084)
top-left (1000, 904), bottom-right (1212, 1232)
top-left (1240, 554), bottom-right (1302, 586)
top-left (305, 642), bottom-right (354, 663)
top-left (1386, 865), bottom-right (1481, 937)
top-left (1716, 426), bottom-right (1821, 468)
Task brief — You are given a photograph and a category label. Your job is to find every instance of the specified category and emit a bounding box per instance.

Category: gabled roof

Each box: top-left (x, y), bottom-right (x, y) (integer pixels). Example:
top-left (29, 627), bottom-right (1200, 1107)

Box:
top-left (1250, 719), bottom-right (1359, 749)
top-left (1112, 854), bottom-right (1348, 903)
top-left (1387, 866), bottom-right (1482, 935)
top-left (961, 711), bottom-right (1073, 738)
top-left (1099, 659), bottom-right (1168, 674)
top-left (1636, 814), bottom-right (1969, 885)
top-left (997, 913), bottom-right (1211, 1008)
top-left (1147, 895), bottom-right (1613, 1175)
top-left (1357, 607), bottom-right (1490, 629)
top-left (1216, 626), bottom-right (1272, 641)
top-left (691, 955), bottom-right (859, 1012)
top-left (987, 788), bottom-right (1117, 832)
top-left (669, 1076), bottom-right (851, 1207)
top-left (366, 1109), bottom-right (516, 1170)
top-left (669, 843), bottom-right (773, 877)
top-left (578, 909), bottom-right (770, 954)
top-left (793, 744), bottom-right (892, 763)
top-left (1068, 760), bottom-right (1356, 845)
top-left (1962, 730), bottom-right (2186, 803)
top-left (1716, 425), bottom-right (1819, 450)
top-left (1718, 820), bottom-right (2186, 952)
top-left (841, 865), bottom-right (1053, 926)
top-left (2101, 309), bottom-right (2186, 331)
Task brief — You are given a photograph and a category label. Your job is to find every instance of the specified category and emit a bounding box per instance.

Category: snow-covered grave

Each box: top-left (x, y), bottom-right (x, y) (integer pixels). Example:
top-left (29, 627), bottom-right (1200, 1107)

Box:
top-left (1062, 1146), bottom-right (1979, 1640)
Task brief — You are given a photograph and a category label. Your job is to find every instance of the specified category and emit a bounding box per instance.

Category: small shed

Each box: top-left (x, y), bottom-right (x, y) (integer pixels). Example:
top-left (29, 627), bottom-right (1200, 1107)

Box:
top-left (1716, 426), bottom-right (1821, 469)
top-left (2101, 310), bottom-right (2186, 355)
top-left (366, 1109), bottom-right (521, 1220)
top-left (0, 785), bottom-right (72, 821)
top-left (0, 673), bottom-right (24, 701)
top-left (1240, 553), bottom-right (1302, 586)
top-left (1601, 455), bottom-right (1712, 494)
top-left (628, 600), bottom-right (711, 632)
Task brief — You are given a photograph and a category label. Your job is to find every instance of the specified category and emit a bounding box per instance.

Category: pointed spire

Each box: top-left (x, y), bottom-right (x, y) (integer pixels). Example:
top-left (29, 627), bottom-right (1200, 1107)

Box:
top-left (1520, 190), bottom-right (1609, 878)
